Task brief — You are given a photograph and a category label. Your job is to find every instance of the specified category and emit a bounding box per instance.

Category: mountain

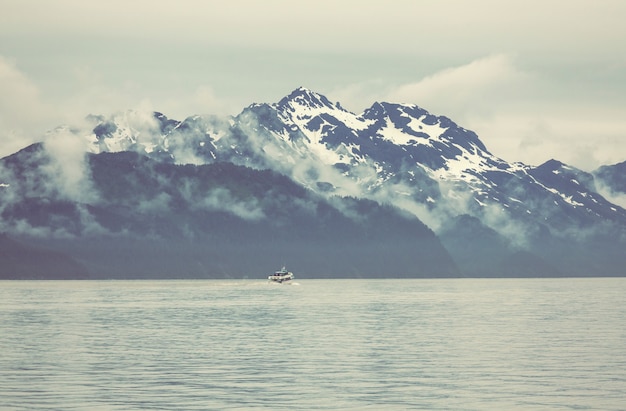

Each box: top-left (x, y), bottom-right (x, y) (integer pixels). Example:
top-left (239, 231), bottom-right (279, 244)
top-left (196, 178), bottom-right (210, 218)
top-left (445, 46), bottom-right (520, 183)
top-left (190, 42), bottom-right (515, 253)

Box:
top-left (0, 144), bottom-right (457, 278)
top-left (2, 87), bottom-right (626, 277)
top-left (0, 233), bottom-right (89, 279)
top-left (594, 160), bottom-right (626, 195)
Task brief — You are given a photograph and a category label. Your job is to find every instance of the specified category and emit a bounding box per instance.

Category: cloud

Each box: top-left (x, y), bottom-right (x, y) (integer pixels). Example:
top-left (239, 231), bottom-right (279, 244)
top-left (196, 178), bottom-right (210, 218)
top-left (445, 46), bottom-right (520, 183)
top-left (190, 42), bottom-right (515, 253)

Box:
top-left (191, 86), bottom-right (234, 116)
top-left (5, 1), bottom-right (625, 58)
top-left (333, 54), bottom-right (626, 171)
top-left (120, 104), bottom-right (165, 152)
top-left (0, 56), bottom-right (57, 156)
top-left (465, 104), bottom-right (626, 170)
top-left (480, 202), bottom-right (533, 248)
top-left (62, 66), bottom-right (145, 119)
top-left (595, 180), bottom-right (626, 210)
top-left (386, 54), bottom-right (532, 119)
top-left (42, 127), bottom-right (99, 203)
top-left (66, 68), bottom-right (235, 120)
top-left (328, 55), bottom-right (531, 116)
top-left (180, 180), bottom-right (265, 221)
top-left (200, 188), bottom-right (265, 221)
top-left (0, 56), bottom-right (42, 117)
top-left (137, 192), bottom-right (173, 214)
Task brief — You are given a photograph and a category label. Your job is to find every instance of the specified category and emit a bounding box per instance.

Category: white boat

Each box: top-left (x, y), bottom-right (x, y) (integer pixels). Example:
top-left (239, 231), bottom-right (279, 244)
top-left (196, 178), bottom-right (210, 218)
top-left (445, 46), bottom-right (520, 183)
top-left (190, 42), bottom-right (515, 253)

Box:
top-left (268, 266), bottom-right (294, 283)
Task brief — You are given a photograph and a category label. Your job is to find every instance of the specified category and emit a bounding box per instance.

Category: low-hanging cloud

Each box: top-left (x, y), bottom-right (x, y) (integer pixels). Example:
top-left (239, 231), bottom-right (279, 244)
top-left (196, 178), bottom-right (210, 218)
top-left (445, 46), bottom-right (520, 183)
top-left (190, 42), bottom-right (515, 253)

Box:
top-left (180, 179), bottom-right (265, 221)
top-left (199, 187), bottom-right (265, 221)
top-left (42, 127), bottom-right (99, 203)
top-left (595, 180), bottom-right (626, 210)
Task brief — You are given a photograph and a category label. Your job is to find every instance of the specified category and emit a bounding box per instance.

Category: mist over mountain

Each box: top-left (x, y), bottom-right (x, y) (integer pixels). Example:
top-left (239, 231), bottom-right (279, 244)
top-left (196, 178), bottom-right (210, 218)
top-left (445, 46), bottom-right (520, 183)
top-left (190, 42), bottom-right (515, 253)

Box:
top-left (0, 143), bottom-right (456, 278)
top-left (2, 87), bottom-right (625, 278)
top-left (594, 161), bottom-right (626, 195)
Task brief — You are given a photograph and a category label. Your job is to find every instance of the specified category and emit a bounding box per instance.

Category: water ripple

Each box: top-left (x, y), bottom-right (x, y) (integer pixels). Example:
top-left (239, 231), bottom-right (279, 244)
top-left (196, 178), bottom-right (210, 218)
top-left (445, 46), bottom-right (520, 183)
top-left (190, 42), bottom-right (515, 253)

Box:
top-left (1, 278), bottom-right (625, 410)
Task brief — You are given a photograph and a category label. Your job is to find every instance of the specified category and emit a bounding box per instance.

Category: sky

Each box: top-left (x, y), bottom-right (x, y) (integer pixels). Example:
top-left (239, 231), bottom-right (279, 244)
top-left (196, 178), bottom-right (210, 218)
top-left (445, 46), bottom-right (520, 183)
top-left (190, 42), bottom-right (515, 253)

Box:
top-left (1, 0), bottom-right (625, 171)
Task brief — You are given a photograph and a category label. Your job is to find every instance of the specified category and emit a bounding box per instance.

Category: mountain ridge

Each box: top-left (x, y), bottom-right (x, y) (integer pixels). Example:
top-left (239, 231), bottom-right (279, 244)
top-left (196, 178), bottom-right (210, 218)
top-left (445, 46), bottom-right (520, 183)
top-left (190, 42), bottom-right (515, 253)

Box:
top-left (2, 87), bottom-right (625, 277)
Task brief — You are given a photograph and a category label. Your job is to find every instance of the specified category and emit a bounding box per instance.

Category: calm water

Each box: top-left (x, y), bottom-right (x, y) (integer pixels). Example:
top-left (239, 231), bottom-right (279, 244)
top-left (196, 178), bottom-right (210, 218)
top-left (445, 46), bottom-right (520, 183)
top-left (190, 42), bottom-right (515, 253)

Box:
top-left (1, 278), bottom-right (625, 410)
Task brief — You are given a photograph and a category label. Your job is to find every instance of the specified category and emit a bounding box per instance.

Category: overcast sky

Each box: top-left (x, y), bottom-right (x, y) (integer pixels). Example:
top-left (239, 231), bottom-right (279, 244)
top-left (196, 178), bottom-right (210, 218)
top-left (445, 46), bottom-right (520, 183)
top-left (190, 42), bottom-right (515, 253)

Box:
top-left (1, 0), bottom-right (625, 170)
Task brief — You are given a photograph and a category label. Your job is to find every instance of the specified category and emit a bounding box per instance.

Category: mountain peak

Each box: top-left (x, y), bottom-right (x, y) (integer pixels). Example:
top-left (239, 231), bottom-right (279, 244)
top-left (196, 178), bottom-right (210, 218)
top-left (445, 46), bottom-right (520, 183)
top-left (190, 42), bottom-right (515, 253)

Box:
top-left (536, 158), bottom-right (567, 171)
top-left (277, 87), bottom-right (339, 112)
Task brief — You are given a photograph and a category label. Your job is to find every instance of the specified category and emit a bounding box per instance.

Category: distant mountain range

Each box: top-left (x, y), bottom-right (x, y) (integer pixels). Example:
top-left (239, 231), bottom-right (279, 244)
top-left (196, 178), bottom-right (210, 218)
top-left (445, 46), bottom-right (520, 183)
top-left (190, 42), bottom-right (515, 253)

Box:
top-left (2, 87), bottom-right (625, 278)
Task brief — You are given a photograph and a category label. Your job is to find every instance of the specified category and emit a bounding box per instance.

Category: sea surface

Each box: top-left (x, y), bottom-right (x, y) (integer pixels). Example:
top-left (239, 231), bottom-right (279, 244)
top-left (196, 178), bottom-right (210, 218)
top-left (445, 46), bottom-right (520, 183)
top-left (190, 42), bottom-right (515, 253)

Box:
top-left (1, 278), bottom-right (625, 410)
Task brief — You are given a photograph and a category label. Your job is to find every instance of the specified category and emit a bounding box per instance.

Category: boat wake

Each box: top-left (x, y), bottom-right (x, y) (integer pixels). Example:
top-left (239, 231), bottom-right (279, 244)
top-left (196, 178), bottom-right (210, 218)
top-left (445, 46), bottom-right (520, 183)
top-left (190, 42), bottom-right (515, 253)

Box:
top-left (267, 281), bottom-right (300, 286)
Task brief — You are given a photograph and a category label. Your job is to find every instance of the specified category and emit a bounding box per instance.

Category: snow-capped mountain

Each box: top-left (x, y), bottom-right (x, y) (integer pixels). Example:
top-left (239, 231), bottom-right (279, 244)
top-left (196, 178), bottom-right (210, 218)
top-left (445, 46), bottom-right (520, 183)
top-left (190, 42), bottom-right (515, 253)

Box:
top-left (3, 87), bottom-right (626, 277)
top-left (81, 87), bottom-right (626, 238)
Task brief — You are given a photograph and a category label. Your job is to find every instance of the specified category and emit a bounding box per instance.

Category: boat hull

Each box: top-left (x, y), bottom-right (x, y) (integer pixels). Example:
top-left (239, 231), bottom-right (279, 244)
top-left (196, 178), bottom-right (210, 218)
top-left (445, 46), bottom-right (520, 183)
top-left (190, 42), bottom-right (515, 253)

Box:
top-left (267, 267), bottom-right (294, 283)
top-left (267, 274), bottom-right (294, 284)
